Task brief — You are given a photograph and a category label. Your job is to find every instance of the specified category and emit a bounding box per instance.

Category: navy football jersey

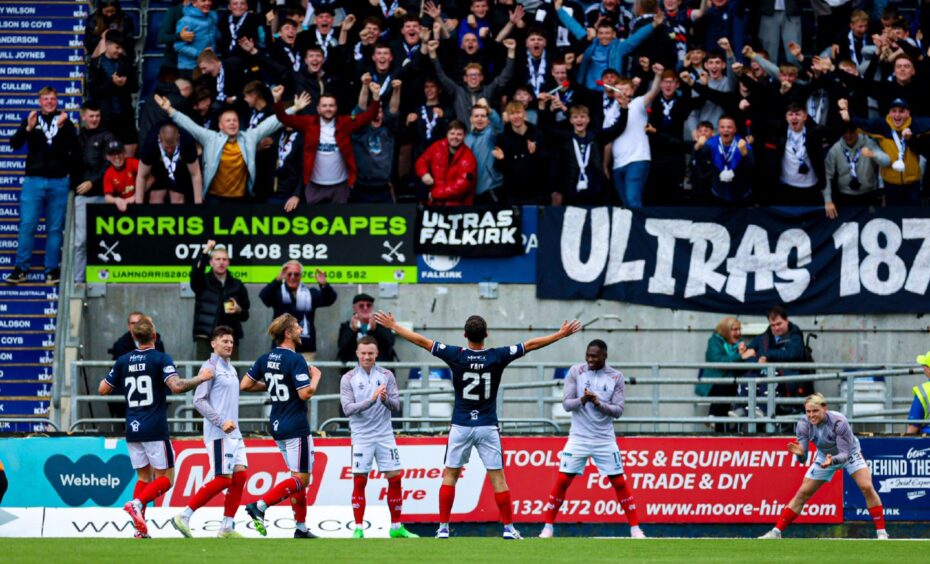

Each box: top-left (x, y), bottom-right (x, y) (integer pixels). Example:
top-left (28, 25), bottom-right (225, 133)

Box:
top-left (105, 348), bottom-right (178, 442)
top-left (431, 341), bottom-right (525, 426)
top-left (246, 347), bottom-right (312, 440)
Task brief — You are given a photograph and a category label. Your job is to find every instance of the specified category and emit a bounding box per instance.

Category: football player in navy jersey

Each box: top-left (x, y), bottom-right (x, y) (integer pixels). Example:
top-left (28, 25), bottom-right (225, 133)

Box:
top-left (374, 311), bottom-right (581, 540)
top-left (241, 314), bottom-right (322, 538)
top-left (99, 316), bottom-right (214, 538)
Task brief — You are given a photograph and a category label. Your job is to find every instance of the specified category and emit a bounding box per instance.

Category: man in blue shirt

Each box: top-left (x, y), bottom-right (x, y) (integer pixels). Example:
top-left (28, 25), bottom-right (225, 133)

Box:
top-left (908, 352), bottom-right (930, 434)
top-left (99, 316), bottom-right (213, 538)
top-left (374, 311), bottom-right (580, 540)
top-left (241, 314), bottom-right (322, 538)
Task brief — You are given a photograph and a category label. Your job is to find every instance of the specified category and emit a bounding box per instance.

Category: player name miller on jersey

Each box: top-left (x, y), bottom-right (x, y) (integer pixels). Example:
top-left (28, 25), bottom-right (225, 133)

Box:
top-left (247, 347), bottom-right (312, 441)
top-left (431, 341), bottom-right (525, 427)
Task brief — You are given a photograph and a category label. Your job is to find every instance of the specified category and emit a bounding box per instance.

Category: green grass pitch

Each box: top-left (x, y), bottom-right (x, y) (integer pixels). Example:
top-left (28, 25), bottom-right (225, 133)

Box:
top-left (0, 538), bottom-right (924, 563)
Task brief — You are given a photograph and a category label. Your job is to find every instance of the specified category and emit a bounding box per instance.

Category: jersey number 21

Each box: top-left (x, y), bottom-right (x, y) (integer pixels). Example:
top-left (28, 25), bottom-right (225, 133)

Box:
top-left (462, 372), bottom-right (491, 400)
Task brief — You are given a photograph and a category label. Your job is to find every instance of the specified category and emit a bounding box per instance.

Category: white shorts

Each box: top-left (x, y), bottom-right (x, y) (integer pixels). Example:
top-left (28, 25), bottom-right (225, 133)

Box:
top-left (352, 438), bottom-right (402, 474)
top-left (805, 450), bottom-right (868, 482)
top-left (444, 425), bottom-right (502, 470)
top-left (275, 435), bottom-right (314, 474)
top-left (207, 437), bottom-right (248, 476)
top-left (128, 440), bottom-right (175, 470)
top-left (559, 437), bottom-right (624, 476)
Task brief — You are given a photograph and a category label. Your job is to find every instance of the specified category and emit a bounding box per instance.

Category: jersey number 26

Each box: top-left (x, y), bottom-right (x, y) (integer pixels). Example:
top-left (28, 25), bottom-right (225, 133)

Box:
top-left (265, 372), bottom-right (291, 402)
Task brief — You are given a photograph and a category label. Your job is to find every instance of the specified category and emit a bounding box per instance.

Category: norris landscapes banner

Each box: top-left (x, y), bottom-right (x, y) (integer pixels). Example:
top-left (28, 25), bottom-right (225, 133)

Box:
top-left (85, 204), bottom-right (417, 284)
top-left (537, 207), bottom-right (930, 314)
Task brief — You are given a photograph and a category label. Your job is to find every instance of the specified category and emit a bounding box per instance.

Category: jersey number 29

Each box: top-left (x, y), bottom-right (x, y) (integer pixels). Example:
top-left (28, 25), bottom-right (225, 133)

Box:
top-left (265, 372), bottom-right (291, 402)
top-left (125, 375), bottom-right (154, 408)
top-left (462, 372), bottom-right (491, 401)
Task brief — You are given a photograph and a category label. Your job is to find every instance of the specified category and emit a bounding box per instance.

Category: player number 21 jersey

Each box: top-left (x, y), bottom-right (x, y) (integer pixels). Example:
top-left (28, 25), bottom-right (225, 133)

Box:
top-left (431, 341), bottom-right (525, 427)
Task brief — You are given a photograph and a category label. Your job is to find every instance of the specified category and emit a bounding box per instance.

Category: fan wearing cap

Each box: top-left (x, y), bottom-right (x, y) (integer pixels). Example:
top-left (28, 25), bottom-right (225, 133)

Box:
top-left (259, 262), bottom-right (336, 363)
top-left (907, 353), bottom-right (930, 434)
top-left (337, 294), bottom-right (396, 364)
top-left (838, 96), bottom-right (930, 206)
top-left (103, 140), bottom-right (140, 213)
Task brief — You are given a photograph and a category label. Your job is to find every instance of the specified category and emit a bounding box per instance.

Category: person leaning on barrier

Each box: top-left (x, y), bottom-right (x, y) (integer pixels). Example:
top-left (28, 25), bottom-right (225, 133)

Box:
top-left (701, 316), bottom-right (754, 431)
top-left (259, 261), bottom-right (336, 363)
top-left (191, 240), bottom-right (250, 360)
top-left (907, 352), bottom-right (930, 434)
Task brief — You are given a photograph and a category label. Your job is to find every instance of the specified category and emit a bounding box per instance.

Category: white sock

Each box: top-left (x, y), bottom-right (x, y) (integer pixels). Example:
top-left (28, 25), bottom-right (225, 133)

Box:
top-left (391, 523), bottom-right (401, 530)
top-left (439, 522), bottom-right (449, 529)
top-left (256, 500), bottom-right (268, 512)
top-left (631, 525), bottom-right (642, 535)
top-left (877, 528), bottom-right (887, 534)
top-left (222, 517), bottom-right (234, 530)
top-left (296, 522), bottom-right (308, 532)
top-left (542, 523), bottom-right (554, 532)
top-left (181, 507), bottom-right (193, 519)
top-left (503, 524), bottom-right (515, 532)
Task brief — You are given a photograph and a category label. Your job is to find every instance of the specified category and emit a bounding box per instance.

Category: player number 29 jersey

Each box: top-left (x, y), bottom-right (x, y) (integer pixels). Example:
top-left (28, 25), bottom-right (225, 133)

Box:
top-left (431, 341), bottom-right (525, 426)
top-left (246, 347), bottom-right (312, 440)
top-left (105, 348), bottom-right (177, 442)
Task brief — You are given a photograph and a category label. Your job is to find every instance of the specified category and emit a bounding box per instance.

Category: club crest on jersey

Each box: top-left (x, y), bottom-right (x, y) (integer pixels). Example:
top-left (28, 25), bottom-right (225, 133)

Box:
top-left (296, 373), bottom-right (309, 381)
top-left (130, 420), bottom-right (140, 432)
top-left (470, 410), bottom-right (479, 420)
top-left (509, 345), bottom-right (518, 355)
top-left (438, 343), bottom-right (446, 349)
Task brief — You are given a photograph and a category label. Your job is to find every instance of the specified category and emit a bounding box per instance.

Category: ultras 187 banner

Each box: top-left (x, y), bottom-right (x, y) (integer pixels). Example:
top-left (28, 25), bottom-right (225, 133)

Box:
top-left (537, 207), bottom-right (930, 314)
top-left (85, 204), bottom-right (416, 284)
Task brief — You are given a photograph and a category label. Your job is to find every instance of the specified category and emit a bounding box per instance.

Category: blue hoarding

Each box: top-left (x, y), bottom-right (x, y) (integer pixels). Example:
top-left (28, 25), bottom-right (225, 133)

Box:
top-left (845, 438), bottom-right (930, 521)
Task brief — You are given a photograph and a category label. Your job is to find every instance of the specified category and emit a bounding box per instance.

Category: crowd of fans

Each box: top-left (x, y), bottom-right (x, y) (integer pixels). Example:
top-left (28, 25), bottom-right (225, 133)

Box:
top-left (8, 0), bottom-right (930, 283)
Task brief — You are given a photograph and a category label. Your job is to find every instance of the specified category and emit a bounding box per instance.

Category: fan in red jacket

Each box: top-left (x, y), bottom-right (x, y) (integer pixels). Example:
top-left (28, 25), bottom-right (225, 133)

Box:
top-left (415, 121), bottom-right (477, 206)
top-left (273, 86), bottom-right (381, 208)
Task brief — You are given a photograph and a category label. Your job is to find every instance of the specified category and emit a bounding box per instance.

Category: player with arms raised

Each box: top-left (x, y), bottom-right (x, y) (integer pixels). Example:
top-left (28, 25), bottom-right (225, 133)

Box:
top-left (759, 393), bottom-right (888, 540)
top-left (99, 315), bottom-right (213, 538)
top-left (539, 339), bottom-right (644, 538)
top-left (241, 314), bottom-right (322, 538)
top-left (340, 335), bottom-right (418, 539)
top-left (172, 326), bottom-right (248, 538)
top-left (374, 311), bottom-right (581, 540)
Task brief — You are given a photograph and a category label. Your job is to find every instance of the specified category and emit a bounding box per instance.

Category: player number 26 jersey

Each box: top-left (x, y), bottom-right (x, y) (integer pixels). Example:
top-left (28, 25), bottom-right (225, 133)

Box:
top-left (246, 347), bottom-right (312, 440)
top-left (431, 341), bottom-right (524, 427)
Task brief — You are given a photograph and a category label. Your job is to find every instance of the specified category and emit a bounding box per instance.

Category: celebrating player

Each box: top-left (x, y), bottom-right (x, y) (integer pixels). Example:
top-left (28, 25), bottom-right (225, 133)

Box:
top-left (373, 311), bottom-right (581, 540)
top-left (172, 326), bottom-right (248, 538)
top-left (539, 340), bottom-right (644, 538)
top-left (340, 336), bottom-right (418, 539)
top-left (241, 314), bottom-right (322, 538)
top-left (759, 393), bottom-right (889, 540)
top-left (99, 316), bottom-right (213, 538)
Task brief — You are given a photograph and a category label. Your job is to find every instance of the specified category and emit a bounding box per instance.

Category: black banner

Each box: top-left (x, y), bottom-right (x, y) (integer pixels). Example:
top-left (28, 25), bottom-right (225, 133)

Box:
top-left (85, 204), bottom-right (417, 284)
top-left (537, 207), bottom-right (930, 314)
top-left (415, 206), bottom-right (522, 257)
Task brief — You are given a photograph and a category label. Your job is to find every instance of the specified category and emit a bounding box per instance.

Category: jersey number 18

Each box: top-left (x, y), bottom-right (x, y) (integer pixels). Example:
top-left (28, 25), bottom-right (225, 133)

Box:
top-left (462, 372), bottom-right (491, 400)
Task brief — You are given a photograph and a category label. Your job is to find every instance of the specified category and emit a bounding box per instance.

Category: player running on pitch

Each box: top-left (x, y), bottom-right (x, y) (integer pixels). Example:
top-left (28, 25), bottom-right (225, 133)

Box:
top-left (373, 311), bottom-right (581, 540)
top-left (340, 335), bottom-right (418, 539)
top-left (241, 314), bottom-right (322, 538)
top-left (539, 339), bottom-right (644, 538)
top-left (759, 393), bottom-right (889, 540)
top-left (99, 316), bottom-right (213, 538)
top-left (172, 326), bottom-right (248, 538)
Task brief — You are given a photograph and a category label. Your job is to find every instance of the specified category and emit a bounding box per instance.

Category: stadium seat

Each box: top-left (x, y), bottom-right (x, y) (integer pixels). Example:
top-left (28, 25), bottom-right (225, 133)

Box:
top-left (144, 9), bottom-right (168, 54)
top-left (140, 55), bottom-right (164, 99)
top-left (408, 368), bottom-right (453, 418)
top-left (839, 369), bottom-right (887, 416)
top-left (551, 368), bottom-right (570, 421)
top-left (124, 8), bottom-right (142, 40)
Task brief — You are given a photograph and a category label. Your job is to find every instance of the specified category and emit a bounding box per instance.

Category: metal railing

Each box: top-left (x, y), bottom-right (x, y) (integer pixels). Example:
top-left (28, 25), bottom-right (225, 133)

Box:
top-left (64, 360), bottom-right (928, 435)
top-left (50, 192), bottom-right (75, 430)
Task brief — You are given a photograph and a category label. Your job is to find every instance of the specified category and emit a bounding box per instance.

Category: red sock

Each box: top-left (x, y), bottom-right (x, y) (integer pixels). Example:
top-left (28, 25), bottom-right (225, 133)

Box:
top-left (494, 490), bottom-right (513, 526)
top-left (868, 505), bottom-right (886, 531)
top-left (224, 471), bottom-right (247, 518)
top-left (438, 484), bottom-right (455, 524)
top-left (609, 474), bottom-right (639, 527)
top-left (352, 474), bottom-right (368, 525)
top-left (133, 480), bottom-right (149, 516)
top-left (188, 476), bottom-right (232, 510)
top-left (544, 473), bottom-right (575, 524)
top-left (291, 489), bottom-right (307, 524)
top-left (775, 506), bottom-right (799, 532)
top-left (138, 476), bottom-right (172, 505)
top-left (387, 475), bottom-right (403, 524)
top-left (261, 476), bottom-right (304, 507)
